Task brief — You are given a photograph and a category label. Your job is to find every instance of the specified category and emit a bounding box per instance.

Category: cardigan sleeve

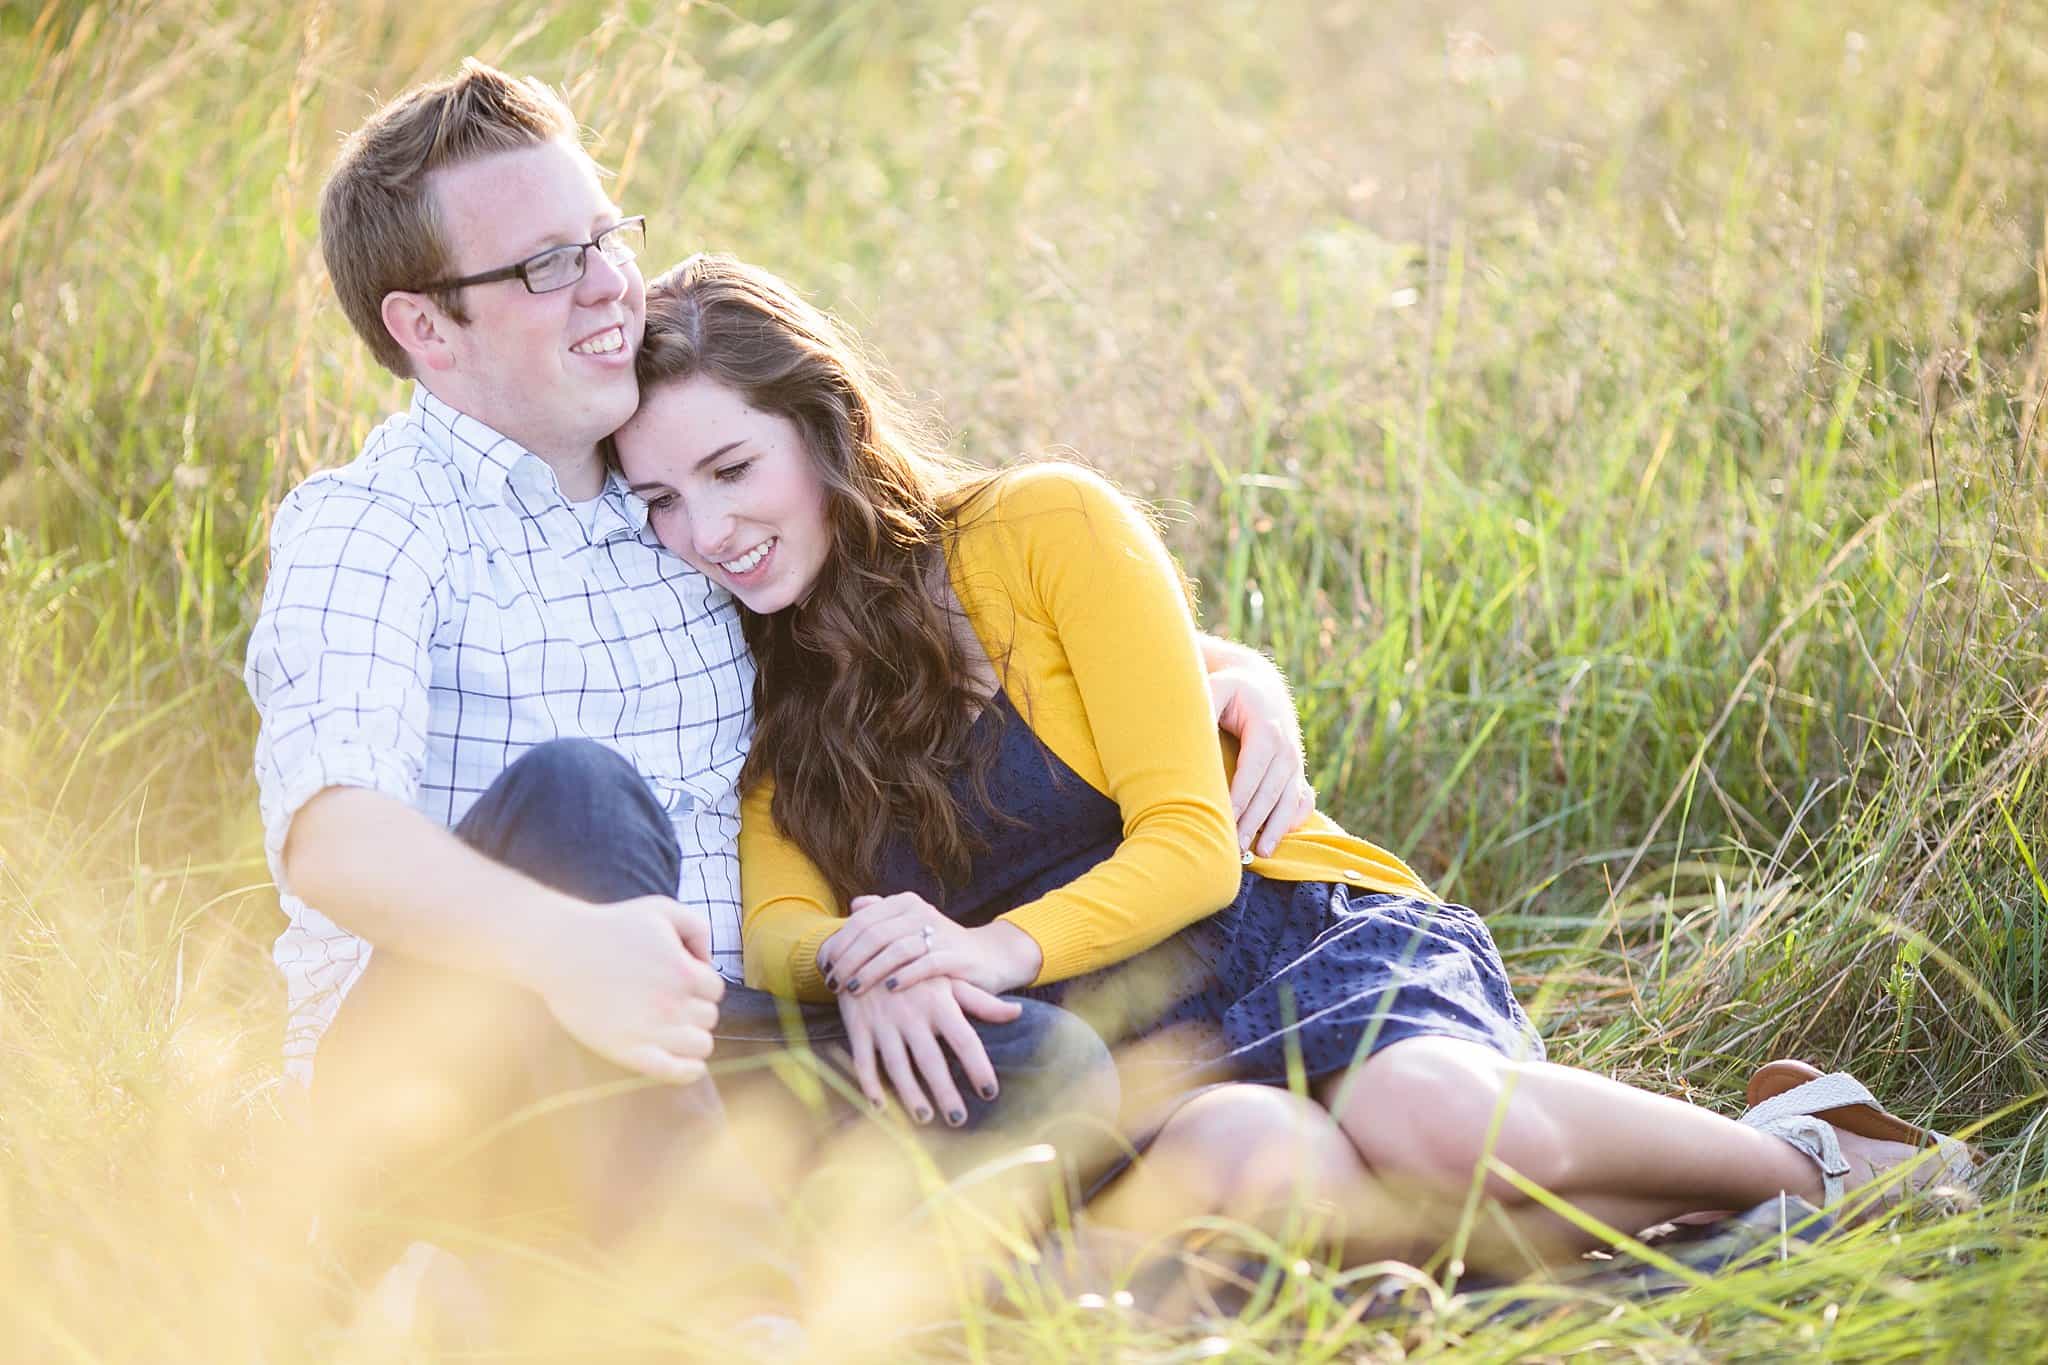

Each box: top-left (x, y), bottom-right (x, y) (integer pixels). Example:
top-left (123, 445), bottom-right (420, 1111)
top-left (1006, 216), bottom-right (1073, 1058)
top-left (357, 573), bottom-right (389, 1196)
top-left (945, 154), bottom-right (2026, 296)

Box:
top-left (979, 466), bottom-right (1245, 982)
top-left (738, 776), bottom-right (842, 1003)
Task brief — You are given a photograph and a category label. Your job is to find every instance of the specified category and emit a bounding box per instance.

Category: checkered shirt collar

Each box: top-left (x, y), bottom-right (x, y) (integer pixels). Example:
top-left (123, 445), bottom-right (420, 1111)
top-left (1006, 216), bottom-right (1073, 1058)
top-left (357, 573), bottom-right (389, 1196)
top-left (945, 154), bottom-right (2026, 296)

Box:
top-left (407, 383), bottom-right (651, 540)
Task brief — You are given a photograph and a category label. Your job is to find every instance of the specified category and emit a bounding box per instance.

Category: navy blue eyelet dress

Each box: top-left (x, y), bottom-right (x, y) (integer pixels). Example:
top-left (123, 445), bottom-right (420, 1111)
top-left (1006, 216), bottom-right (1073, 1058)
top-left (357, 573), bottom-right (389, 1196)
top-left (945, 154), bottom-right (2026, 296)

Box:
top-left (871, 687), bottom-right (1542, 1117)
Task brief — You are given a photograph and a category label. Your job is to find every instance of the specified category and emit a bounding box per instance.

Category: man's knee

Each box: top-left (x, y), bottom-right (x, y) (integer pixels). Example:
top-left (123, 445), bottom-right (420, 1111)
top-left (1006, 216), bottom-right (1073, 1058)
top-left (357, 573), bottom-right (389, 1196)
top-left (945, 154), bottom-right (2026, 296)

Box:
top-left (457, 739), bottom-right (681, 902)
top-left (966, 999), bottom-right (1119, 1132)
top-left (979, 999), bottom-right (1113, 1083)
top-left (491, 738), bottom-right (659, 821)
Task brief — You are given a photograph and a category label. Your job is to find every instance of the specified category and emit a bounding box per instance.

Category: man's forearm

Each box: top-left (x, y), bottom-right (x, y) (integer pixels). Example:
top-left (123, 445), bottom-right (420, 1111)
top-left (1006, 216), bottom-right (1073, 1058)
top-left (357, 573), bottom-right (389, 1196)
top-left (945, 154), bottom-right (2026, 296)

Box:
top-left (283, 786), bottom-right (582, 992)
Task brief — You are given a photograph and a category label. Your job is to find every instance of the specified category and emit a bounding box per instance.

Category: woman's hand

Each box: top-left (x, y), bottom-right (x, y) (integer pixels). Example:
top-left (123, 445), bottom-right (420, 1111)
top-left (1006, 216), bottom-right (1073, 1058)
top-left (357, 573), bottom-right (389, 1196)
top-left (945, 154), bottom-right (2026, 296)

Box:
top-left (816, 892), bottom-right (1043, 997)
top-left (837, 975), bottom-right (1021, 1125)
top-left (1204, 645), bottom-right (1316, 858)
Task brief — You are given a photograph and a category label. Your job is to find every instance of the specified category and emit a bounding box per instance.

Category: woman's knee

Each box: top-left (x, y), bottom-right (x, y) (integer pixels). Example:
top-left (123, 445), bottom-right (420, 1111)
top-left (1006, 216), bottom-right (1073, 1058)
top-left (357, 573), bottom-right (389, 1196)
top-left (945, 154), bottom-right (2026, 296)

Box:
top-left (1337, 1037), bottom-right (1566, 1202)
top-left (1152, 1084), bottom-right (1364, 1210)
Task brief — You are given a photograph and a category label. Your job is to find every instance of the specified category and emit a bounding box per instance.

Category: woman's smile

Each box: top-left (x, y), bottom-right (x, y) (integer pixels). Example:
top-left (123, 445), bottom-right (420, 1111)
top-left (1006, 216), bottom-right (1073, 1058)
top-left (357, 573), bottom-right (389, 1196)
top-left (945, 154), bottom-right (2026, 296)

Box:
top-left (715, 536), bottom-right (778, 582)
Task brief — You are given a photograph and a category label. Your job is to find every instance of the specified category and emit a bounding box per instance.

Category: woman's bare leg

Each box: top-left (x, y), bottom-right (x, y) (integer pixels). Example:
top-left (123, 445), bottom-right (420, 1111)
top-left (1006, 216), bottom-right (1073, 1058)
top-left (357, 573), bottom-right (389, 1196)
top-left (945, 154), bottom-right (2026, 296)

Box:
top-left (1318, 1036), bottom-right (1921, 1272)
top-left (1085, 1074), bottom-right (1836, 1282)
top-left (1081, 1082), bottom-right (1448, 1312)
top-left (1089, 1084), bottom-right (1380, 1242)
top-left (1084, 1082), bottom-right (1614, 1270)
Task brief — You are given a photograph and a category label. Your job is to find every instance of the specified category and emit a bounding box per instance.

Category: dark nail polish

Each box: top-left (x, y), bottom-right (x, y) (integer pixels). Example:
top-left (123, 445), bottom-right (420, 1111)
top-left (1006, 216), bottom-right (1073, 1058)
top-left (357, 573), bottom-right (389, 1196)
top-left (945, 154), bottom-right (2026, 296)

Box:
top-left (914, 1107), bottom-right (932, 1124)
top-left (979, 1084), bottom-right (997, 1101)
top-left (845, 978), bottom-right (860, 993)
top-left (885, 977), bottom-right (899, 991)
top-left (825, 975), bottom-right (838, 991)
top-left (948, 1109), bottom-right (966, 1126)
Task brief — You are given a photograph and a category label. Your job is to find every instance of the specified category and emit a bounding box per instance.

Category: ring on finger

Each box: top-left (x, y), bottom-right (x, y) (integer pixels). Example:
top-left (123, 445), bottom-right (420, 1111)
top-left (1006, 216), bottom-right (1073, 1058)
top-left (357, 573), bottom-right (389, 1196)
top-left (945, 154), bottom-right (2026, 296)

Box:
top-left (920, 925), bottom-right (935, 954)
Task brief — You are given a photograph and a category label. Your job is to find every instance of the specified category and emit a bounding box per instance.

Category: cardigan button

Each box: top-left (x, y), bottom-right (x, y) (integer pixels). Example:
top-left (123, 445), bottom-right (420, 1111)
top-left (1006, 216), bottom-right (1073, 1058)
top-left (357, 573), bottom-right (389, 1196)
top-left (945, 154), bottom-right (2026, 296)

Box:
top-left (1340, 868), bottom-right (1363, 881)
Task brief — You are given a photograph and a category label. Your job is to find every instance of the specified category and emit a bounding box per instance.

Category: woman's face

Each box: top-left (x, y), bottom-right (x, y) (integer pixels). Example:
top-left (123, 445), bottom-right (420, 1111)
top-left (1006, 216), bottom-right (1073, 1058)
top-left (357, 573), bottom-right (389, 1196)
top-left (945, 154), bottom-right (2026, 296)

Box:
top-left (612, 375), bottom-right (833, 613)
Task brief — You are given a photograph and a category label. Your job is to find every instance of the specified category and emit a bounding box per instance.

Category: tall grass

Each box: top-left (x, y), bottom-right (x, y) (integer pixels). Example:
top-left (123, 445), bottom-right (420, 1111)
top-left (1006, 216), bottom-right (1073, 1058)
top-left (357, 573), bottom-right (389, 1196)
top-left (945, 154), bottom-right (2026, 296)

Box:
top-left (4, 0), bottom-right (2047, 1357)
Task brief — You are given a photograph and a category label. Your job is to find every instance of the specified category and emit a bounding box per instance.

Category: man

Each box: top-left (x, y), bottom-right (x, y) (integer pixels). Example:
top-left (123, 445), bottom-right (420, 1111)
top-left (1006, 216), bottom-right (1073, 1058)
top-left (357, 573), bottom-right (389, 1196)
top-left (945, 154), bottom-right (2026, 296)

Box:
top-left (245, 58), bottom-right (1313, 1312)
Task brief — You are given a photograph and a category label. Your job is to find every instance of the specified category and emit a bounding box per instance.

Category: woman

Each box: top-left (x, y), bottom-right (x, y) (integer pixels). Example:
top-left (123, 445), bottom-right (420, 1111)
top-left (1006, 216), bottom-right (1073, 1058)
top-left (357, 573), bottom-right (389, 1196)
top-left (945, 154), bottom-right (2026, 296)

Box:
top-left (610, 254), bottom-right (1974, 1273)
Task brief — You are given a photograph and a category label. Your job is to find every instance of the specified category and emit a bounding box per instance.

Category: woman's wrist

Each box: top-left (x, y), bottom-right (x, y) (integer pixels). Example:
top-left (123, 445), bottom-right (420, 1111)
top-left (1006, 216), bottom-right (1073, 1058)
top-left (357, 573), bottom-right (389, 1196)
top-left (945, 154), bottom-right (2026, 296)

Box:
top-left (973, 920), bottom-right (1044, 993)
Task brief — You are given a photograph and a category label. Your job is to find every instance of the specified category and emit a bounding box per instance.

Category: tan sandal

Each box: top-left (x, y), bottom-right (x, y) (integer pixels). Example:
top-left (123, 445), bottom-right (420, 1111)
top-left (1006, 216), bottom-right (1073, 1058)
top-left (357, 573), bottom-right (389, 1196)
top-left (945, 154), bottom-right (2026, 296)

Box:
top-left (1741, 1059), bottom-right (1982, 1210)
top-left (1748, 1060), bottom-right (1987, 1154)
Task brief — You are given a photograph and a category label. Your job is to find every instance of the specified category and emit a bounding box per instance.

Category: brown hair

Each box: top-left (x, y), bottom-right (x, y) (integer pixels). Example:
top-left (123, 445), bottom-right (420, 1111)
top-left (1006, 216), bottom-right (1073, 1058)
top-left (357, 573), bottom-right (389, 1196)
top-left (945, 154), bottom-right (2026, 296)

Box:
top-left (627, 254), bottom-right (1002, 901)
top-left (319, 59), bottom-right (582, 377)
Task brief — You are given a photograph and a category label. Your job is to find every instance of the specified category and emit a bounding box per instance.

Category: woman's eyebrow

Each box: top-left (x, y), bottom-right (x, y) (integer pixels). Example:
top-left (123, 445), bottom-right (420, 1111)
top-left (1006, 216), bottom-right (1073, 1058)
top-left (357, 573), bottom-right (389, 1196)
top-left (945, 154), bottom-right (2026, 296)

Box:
top-left (691, 440), bottom-right (745, 471)
top-left (625, 441), bottom-right (745, 494)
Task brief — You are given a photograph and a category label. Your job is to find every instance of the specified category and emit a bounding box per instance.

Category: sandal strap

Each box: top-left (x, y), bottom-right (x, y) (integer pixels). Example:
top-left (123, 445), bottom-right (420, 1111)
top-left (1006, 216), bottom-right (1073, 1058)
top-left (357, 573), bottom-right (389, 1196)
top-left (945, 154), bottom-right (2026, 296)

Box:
top-left (1740, 1071), bottom-right (1881, 1129)
top-left (1931, 1136), bottom-right (1979, 1188)
top-left (1743, 1112), bottom-right (1850, 1206)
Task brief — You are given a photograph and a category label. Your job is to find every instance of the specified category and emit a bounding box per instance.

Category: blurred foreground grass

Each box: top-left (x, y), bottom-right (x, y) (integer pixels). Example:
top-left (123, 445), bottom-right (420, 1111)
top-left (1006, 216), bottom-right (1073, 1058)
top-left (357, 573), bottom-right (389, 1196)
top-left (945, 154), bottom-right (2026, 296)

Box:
top-left (4, 0), bottom-right (2048, 1358)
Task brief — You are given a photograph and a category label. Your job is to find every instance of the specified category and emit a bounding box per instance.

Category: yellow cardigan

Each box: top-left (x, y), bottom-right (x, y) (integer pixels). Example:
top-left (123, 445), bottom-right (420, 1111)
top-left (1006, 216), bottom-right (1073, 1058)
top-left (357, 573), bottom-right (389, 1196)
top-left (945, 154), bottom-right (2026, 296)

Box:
top-left (739, 463), bottom-right (1435, 1003)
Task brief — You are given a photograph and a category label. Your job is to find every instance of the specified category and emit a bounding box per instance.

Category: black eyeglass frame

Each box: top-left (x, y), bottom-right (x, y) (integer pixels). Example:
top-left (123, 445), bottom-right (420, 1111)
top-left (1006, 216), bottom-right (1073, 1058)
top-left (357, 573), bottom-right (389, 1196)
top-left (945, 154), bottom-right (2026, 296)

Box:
top-left (413, 215), bottom-right (648, 295)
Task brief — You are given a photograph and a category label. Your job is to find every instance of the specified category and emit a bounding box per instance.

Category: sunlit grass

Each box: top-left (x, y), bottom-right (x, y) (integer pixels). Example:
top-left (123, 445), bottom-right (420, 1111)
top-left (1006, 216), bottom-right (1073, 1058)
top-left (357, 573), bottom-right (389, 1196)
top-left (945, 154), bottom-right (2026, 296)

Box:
top-left (5, 0), bottom-right (2047, 1358)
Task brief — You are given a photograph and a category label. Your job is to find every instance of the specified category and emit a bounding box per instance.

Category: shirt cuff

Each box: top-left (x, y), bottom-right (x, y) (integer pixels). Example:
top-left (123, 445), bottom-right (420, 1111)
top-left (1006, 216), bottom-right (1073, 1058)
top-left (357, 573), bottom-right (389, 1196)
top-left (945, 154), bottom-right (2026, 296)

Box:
top-left (999, 904), bottom-right (1097, 986)
top-left (260, 743), bottom-right (420, 899)
top-left (785, 920), bottom-right (840, 1003)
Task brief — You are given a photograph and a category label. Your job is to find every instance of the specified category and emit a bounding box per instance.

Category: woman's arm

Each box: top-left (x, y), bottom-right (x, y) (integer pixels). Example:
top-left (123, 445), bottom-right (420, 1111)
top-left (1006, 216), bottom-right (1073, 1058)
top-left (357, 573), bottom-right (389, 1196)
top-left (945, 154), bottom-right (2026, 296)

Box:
top-left (973, 465), bottom-right (1246, 983)
top-left (748, 467), bottom-right (1278, 998)
top-left (828, 467), bottom-right (1250, 998)
top-left (737, 777), bottom-right (844, 1003)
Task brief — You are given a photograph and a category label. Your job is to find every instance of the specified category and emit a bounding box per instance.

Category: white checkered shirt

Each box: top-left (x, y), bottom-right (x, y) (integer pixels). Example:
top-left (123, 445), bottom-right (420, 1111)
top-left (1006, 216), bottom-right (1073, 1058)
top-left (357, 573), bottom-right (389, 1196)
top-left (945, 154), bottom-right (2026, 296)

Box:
top-left (245, 385), bottom-right (753, 1075)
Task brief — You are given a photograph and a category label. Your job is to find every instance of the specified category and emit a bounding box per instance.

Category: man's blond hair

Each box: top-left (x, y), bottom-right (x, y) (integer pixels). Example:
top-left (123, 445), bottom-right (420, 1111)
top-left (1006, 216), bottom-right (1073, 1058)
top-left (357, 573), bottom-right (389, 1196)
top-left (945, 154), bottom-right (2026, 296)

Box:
top-left (320, 59), bottom-right (582, 377)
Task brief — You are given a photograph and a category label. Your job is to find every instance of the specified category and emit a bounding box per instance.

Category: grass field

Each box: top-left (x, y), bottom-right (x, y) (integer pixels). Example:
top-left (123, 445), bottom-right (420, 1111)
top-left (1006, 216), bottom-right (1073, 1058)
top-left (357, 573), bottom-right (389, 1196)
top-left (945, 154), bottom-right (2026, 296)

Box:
top-left (5, 0), bottom-right (2048, 1358)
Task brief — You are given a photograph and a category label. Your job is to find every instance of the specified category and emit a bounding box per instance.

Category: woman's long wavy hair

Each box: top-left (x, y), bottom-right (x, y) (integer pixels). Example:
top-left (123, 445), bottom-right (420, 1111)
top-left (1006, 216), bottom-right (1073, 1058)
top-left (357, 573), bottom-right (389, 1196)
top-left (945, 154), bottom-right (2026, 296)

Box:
top-left (623, 254), bottom-right (1000, 901)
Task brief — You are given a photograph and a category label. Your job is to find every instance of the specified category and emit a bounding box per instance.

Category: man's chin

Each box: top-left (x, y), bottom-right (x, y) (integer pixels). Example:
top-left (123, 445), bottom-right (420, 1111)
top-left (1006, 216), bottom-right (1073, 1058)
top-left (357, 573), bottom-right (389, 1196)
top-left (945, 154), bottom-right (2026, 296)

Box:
top-left (582, 384), bottom-right (642, 445)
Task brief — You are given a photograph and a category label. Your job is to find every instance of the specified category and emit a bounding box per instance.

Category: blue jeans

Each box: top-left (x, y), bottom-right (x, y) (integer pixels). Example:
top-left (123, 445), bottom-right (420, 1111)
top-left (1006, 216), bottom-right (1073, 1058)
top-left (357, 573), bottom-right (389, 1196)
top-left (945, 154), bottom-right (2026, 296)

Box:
top-left (458, 738), bottom-right (1113, 1128)
top-left (312, 739), bottom-right (1114, 1260)
top-left (709, 982), bottom-right (1118, 1133)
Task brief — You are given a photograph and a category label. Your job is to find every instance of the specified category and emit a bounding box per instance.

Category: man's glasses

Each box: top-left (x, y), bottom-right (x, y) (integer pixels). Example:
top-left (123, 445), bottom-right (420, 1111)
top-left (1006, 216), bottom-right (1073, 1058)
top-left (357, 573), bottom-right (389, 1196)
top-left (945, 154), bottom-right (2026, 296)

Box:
top-left (416, 216), bottom-right (647, 296)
